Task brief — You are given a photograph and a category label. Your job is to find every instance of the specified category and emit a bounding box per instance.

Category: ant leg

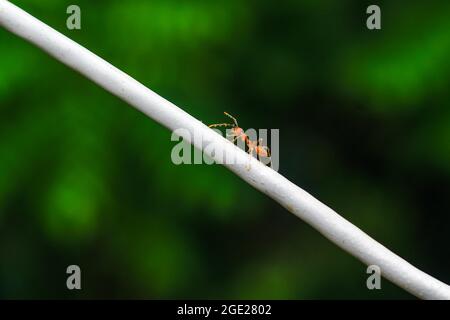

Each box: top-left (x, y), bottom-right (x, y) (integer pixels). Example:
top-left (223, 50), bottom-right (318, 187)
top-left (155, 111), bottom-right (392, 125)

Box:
top-left (246, 148), bottom-right (254, 170)
top-left (228, 134), bottom-right (245, 147)
top-left (234, 134), bottom-right (246, 146)
top-left (225, 134), bottom-right (238, 143)
top-left (266, 151), bottom-right (272, 167)
top-left (263, 146), bottom-right (272, 167)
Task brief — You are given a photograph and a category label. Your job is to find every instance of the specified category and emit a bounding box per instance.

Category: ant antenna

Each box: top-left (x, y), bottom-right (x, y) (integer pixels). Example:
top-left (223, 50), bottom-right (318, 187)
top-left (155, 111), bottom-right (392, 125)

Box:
top-left (208, 123), bottom-right (234, 128)
top-left (224, 112), bottom-right (239, 127)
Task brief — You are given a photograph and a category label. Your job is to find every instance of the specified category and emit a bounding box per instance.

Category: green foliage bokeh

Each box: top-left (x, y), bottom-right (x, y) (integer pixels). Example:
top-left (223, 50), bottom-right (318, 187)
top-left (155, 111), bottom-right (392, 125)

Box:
top-left (0, 0), bottom-right (449, 298)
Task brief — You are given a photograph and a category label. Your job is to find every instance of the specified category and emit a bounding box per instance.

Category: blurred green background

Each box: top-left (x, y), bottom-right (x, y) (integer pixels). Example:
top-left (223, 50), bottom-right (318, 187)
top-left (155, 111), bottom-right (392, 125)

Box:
top-left (0, 0), bottom-right (449, 299)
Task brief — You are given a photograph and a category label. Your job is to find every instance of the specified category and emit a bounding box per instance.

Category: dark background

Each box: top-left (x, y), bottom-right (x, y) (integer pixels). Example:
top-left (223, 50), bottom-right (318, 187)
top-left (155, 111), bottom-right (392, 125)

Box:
top-left (0, 0), bottom-right (449, 299)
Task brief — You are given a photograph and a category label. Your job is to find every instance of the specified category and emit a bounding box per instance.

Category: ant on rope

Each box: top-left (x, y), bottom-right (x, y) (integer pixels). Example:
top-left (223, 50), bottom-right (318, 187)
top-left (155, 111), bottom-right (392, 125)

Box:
top-left (209, 112), bottom-right (271, 164)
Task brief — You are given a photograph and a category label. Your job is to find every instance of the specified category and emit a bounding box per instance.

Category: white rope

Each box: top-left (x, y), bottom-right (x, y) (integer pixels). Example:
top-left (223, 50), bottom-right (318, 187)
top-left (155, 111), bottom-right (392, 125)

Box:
top-left (1, 0), bottom-right (449, 299)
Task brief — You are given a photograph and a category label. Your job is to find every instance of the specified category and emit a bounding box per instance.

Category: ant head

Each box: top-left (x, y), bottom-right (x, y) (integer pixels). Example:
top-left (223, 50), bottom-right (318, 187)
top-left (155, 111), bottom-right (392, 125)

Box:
top-left (232, 127), bottom-right (244, 135)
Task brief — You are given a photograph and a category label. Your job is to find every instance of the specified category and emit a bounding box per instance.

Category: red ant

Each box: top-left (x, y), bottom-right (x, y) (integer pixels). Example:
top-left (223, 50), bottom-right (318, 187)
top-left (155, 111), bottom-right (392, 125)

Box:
top-left (209, 112), bottom-right (271, 162)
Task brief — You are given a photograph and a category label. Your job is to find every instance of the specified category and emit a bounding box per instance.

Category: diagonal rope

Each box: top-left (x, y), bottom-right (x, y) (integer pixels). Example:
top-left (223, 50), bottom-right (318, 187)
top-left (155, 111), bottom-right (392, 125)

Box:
top-left (0, 0), bottom-right (449, 299)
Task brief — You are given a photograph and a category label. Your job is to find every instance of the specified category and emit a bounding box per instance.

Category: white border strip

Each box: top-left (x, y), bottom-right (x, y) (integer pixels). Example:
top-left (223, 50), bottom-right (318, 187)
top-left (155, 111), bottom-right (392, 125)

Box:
top-left (1, 0), bottom-right (449, 299)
